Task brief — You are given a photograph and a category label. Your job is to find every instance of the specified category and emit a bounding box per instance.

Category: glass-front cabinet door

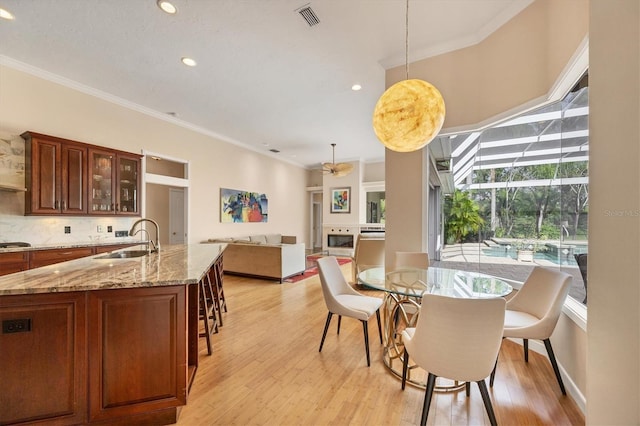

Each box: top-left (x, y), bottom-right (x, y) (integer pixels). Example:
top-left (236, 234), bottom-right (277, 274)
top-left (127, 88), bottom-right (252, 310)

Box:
top-left (89, 149), bottom-right (140, 216)
top-left (89, 149), bottom-right (115, 215)
top-left (117, 154), bottom-right (139, 215)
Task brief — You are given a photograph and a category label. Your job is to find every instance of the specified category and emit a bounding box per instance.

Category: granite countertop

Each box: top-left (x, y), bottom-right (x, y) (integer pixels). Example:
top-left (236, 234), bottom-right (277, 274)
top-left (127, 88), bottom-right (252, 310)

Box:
top-left (0, 239), bottom-right (147, 253)
top-left (0, 243), bottom-right (227, 296)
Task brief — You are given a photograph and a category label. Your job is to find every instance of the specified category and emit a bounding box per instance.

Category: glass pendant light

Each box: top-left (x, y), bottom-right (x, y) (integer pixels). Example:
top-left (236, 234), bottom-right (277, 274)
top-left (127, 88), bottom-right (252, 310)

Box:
top-left (372, 0), bottom-right (445, 152)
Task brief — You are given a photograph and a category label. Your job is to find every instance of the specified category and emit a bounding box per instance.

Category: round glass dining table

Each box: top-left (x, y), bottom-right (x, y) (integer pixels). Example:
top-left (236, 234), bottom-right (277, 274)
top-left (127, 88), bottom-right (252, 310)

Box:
top-left (358, 267), bottom-right (513, 390)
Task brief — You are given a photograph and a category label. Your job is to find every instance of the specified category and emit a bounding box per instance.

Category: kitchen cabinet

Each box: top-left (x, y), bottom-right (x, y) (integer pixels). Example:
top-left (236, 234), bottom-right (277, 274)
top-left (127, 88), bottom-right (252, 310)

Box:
top-left (0, 287), bottom-right (185, 426)
top-left (0, 292), bottom-right (87, 425)
top-left (0, 244), bottom-right (139, 276)
top-left (0, 252), bottom-right (29, 276)
top-left (29, 247), bottom-right (95, 269)
top-left (89, 149), bottom-right (140, 215)
top-left (87, 286), bottom-right (187, 423)
top-left (22, 131), bottom-right (140, 217)
top-left (22, 132), bottom-right (88, 215)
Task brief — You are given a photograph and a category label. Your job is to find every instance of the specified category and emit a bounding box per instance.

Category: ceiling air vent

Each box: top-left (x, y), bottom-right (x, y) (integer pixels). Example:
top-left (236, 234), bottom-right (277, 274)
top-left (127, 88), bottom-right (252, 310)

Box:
top-left (296, 4), bottom-right (320, 27)
top-left (269, 148), bottom-right (280, 153)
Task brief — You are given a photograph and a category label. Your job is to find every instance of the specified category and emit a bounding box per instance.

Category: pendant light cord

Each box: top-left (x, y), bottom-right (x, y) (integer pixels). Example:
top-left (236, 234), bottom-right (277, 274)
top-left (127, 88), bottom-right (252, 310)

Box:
top-left (405, 0), bottom-right (409, 80)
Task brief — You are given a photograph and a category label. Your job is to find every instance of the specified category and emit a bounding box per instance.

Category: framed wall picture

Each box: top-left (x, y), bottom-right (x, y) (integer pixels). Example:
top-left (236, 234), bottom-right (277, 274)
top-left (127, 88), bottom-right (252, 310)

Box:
top-left (330, 187), bottom-right (350, 213)
top-left (220, 188), bottom-right (268, 223)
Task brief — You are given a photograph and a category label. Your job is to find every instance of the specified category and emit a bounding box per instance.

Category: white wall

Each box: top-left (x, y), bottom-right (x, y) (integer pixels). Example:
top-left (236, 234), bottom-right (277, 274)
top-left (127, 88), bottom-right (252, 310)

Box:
top-left (386, 0), bottom-right (589, 132)
top-left (0, 64), bottom-right (309, 246)
top-left (587, 1), bottom-right (640, 423)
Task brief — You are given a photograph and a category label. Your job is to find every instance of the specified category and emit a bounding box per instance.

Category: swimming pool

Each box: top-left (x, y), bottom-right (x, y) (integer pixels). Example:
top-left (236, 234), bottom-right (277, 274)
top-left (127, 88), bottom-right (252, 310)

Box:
top-left (482, 244), bottom-right (588, 266)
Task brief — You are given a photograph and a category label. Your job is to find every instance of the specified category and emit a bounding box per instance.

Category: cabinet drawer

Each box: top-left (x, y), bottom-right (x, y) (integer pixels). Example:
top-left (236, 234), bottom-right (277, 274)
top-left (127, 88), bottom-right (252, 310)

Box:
top-left (0, 252), bottom-right (30, 276)
top-left (30, 247), bottom-right (94, 268)
top-left (0, 252), bottom-right (29, 264)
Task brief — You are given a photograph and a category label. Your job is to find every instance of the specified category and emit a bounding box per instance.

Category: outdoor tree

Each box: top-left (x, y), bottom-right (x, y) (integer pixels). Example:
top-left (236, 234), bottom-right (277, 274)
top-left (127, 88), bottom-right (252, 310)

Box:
top-left (517, 164), bottom-right (562, 238)
top-left (444, 190), bottom-right (485, 243)
top-left (560, 161), bottom-right (589, 237)
top-left (455, 161), bottom-right (588, 244)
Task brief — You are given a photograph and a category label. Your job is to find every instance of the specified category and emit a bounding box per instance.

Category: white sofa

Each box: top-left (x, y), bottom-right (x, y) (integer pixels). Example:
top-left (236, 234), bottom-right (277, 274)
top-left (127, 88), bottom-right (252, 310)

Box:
top-left (206, 234), bottom-right (306, 283)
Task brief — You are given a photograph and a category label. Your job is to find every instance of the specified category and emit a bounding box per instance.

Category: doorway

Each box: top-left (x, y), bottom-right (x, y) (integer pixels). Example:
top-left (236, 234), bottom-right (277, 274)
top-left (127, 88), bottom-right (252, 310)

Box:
top-left (143, 151), bottom-right (189, 245)
top-left (309, 190), bottom-right (323, 254)
top-left (169, 188), bottom-right (186, 244)
top-left (313, 201), bottom-right (322, 252)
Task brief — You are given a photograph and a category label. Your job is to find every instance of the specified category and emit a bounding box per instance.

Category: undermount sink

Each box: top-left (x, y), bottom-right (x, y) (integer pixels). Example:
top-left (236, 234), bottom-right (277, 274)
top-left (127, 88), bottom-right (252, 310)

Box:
top-left (95, 250), bottom-right (149, 259)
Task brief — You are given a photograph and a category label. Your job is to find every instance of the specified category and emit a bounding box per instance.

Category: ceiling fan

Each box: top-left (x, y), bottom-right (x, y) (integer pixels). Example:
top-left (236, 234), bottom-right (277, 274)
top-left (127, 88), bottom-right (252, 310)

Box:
top-left (322, 143), bottom-right (353, 177)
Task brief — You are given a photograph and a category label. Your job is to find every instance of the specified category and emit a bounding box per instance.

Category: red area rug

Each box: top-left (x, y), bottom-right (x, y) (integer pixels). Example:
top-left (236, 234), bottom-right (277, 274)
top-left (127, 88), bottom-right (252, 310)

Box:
top-left (285, 256), bottom-right (351, 283)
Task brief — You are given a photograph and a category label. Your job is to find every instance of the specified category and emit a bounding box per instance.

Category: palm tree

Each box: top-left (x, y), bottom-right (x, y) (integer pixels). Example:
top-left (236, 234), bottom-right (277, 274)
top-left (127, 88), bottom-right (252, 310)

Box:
top-left (445, 190), bottom-right (485, 243)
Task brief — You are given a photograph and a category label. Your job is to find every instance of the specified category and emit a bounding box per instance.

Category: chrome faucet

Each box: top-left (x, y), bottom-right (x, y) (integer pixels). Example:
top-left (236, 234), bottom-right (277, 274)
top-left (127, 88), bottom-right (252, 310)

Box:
top-left (129, 218), bottom-right (161, 253)
top-left (131, 228), bottom-right (155, 254)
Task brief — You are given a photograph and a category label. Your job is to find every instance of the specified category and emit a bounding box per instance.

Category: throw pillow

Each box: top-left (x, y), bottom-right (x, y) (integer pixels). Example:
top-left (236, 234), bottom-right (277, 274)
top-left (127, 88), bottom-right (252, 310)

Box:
top-left (265, 234), bottom-right (282, 245)
top-left (249, 234), bottom-right (267, 245)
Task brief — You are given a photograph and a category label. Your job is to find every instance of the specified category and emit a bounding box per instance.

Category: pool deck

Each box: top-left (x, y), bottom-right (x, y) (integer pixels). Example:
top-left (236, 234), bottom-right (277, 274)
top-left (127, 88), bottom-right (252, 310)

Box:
top-left (433, 243), bottom-right (587, 304)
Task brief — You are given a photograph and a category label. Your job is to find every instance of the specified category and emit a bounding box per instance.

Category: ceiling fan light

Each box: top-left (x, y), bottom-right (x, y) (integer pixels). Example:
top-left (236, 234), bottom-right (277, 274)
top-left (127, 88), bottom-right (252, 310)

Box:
top-left (322, 143), bottom-right (353, 177)
top-left (373, 79), bottom-right (445, 152)
top-left (333, 163), bottom-right (354, 177)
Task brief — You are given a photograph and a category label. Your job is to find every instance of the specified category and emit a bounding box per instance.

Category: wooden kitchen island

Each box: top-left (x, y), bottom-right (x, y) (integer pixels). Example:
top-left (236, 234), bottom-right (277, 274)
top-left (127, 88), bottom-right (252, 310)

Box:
top-left (0, 243), bottom-right (226, 425)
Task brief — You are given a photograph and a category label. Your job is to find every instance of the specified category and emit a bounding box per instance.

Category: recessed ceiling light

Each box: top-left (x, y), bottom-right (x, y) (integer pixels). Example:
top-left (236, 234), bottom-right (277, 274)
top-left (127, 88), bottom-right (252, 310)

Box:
top-left (181, 57), bottom-right (197, 67)
top-left (351, 84), bottom-right (362, 91)
top-left (157, 0), bottom-right (177, 14)
top-left (0, 8), bottom-right (15, 20)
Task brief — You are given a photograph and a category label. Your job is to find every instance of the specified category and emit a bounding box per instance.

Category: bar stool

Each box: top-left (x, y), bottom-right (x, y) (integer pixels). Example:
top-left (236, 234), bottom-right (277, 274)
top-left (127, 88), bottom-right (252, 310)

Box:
top-left (199, 269), bottom-right (219, 355)
top-left (211, 258), bottom-right (227, 325)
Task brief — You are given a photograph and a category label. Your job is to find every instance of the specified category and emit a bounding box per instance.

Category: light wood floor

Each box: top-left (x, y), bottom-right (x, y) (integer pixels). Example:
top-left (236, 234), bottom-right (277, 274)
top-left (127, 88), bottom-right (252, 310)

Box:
top-left (177, 264), bottom-right (584, 425)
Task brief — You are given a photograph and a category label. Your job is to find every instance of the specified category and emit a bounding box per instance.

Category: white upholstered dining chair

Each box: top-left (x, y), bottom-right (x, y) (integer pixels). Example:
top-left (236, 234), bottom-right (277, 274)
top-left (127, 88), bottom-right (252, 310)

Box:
top-left (394, 251), bottom-right (430, 270)
top-left (489, 266), bottom-right (572, 395)
top-left (317, 256), bottom-right (383, 367)
top-left (393, 252), bottom-right (430, 313)
top-left (401, 294), bottom-right (506, 426)
top-left (351, 233), bottom-right (385, 283)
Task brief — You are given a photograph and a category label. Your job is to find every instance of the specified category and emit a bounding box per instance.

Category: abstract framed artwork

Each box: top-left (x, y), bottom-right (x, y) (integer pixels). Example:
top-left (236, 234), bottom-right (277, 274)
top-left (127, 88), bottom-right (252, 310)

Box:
top-left (330, 187), bottom-right (350, 213)
top-left (220, 188), bottom-right (268, 223)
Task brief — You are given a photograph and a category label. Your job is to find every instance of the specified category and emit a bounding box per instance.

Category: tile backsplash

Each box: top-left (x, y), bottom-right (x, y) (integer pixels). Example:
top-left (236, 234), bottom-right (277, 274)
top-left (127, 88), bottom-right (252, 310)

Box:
top-left (0, 212), bottom-right (140, 246)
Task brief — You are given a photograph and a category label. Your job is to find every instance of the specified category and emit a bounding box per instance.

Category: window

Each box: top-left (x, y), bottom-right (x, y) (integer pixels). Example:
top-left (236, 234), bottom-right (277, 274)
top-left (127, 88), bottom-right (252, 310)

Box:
top-left (439, 84), bottom-right (589, 305)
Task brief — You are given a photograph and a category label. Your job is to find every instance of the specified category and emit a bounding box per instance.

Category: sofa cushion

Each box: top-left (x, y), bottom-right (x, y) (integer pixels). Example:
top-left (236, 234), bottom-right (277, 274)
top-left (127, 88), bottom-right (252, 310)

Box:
top-left (233, 236), bottom-right (251, 243)
top-left (265, 234), bottom-right (282, 245)
top-left (249, 234), bottom-right (267, 244)
top-left (208, 237), bottom-right (234, 243)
